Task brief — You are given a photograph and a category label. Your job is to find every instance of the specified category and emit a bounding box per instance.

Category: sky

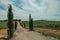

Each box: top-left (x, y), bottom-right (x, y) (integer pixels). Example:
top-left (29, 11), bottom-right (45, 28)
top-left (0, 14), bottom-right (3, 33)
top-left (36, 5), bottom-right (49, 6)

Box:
top-left (0, 0), bottom-right (60, 21)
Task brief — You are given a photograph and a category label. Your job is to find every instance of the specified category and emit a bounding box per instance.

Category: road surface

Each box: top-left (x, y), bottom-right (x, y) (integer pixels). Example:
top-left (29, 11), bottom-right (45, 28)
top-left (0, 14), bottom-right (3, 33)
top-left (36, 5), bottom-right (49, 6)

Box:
top-left (11, 22), bottom-right (58, 40)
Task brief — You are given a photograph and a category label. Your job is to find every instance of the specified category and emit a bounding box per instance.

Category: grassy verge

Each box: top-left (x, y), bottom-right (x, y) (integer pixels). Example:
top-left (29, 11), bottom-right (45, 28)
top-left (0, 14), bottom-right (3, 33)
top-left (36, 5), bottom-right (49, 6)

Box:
top-left (39, 31), bottom-right (60, 40)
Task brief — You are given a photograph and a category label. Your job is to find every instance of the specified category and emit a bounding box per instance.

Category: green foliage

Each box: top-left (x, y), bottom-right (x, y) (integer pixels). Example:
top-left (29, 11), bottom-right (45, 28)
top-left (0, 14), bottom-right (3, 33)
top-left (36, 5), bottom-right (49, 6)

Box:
top-left (22, 21), bottom-right (29, 27)
top-left (29, 14), bottom-right (33, 31)
top-left (7, 4), bottom-right (13, 28)
top-left (7, 4), bottom-right (14, 38)
top-left (23, 20), bottom-right (60, 29)
top-left (19, 20), bottom-right (24, 27)
top-left (15, 21), bottom-right (17, 30)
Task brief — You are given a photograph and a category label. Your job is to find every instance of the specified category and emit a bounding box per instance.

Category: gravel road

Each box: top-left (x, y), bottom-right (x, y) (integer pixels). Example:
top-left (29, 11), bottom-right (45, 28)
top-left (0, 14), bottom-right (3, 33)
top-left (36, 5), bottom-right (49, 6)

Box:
top-left (10, 22), bottom-right (58, 40)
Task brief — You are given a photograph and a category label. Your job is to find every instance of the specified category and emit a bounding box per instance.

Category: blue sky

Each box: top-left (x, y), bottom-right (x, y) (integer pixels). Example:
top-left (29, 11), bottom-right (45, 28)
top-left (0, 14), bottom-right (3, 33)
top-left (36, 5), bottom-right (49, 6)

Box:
top-left (0, 0), bottom-right (60, 21)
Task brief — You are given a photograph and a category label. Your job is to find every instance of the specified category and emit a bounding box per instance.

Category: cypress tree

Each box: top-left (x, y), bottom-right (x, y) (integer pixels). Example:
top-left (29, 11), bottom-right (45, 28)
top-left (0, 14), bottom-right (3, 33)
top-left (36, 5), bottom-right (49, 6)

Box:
top-left (7, 4), bottom-right (14, 38)
top-left (31, 18), bottom-right (33, 30)
top-left (15, 21), bottom-right (17, 30)
top-left (29, 14), bottom-right (33, 31)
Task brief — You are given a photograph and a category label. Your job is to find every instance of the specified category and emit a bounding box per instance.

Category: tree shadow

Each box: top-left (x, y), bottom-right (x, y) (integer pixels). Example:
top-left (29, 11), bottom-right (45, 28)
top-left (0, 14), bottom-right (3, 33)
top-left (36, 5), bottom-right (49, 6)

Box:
top-left (0, 38), bottom-right (8, 40)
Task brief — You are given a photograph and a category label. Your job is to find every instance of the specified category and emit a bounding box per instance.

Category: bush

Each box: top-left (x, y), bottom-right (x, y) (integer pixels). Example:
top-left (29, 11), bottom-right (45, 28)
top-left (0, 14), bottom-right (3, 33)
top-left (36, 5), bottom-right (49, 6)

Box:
top-left (15, 21), bottom-right (17, 30)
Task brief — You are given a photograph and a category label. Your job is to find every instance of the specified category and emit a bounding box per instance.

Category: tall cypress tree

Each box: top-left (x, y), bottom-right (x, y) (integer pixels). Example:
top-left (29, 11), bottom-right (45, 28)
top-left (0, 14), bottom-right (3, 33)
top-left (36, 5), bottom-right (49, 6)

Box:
top-left (29, 14), bottom-right (33, 31)
top-left (7, 4), bottom-right (14, 38)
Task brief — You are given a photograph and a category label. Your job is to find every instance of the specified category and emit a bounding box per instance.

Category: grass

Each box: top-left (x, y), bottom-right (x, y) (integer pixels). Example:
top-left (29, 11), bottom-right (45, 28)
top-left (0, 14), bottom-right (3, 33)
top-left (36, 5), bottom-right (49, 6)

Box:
top-left (0, 21), bottom-right (15, 29)
top-left (22, 20), bottom-right (60, 40)
top-left (0, 21), bottom-right (7, 29)
top-left (39, 31), bottom-right (60, 40)
top-left (22, 20), bottom-right (60, 29)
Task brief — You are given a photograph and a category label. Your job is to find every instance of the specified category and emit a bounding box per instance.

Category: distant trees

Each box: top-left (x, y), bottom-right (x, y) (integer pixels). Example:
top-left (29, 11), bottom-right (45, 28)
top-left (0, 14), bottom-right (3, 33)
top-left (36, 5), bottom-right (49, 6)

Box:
top-left (29, 14), bottom-right (33, 31)
top-left (7, 4), bottom-right (14, 38)
top-left (19, 19), bottom-right (24, 27)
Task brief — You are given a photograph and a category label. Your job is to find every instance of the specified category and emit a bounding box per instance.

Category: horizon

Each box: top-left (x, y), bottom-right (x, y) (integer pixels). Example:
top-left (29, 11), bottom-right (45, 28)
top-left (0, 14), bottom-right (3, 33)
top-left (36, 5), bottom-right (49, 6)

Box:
top-left (0, 0), bottom-right (60, 21)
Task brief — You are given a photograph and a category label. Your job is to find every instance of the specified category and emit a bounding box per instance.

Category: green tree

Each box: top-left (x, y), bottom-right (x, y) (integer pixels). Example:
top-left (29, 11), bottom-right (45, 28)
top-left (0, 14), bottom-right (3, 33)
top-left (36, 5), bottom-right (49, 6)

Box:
top-left (23, 23), bottom-right (26, 28)
top-left (7, 4), bottom-right (14, 38)
top-left (15, 21), bottom-right (17, 30)
top-left (29, 14), bottom-right (33, 31)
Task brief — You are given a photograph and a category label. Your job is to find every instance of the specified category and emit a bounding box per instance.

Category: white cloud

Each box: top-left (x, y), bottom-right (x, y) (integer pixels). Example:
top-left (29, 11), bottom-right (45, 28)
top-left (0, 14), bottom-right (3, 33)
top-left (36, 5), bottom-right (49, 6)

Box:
top-left (0, 10), bottom-right (7, 20)
top-left (0, 0), bottom-right (60, 21)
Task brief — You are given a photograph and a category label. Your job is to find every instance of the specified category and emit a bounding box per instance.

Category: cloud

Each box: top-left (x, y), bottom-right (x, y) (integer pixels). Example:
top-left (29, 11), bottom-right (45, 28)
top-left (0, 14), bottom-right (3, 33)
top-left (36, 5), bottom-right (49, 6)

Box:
top-left (0, 0), bottom-right (60, 21)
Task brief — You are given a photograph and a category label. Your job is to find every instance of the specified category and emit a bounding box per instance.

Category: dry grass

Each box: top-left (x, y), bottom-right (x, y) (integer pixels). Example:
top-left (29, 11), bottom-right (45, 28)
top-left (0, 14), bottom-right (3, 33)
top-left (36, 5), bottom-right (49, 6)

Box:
top-left (0, 29), bottom-right (8, 39)
top-left (34, 27), bottom-right (60, 36)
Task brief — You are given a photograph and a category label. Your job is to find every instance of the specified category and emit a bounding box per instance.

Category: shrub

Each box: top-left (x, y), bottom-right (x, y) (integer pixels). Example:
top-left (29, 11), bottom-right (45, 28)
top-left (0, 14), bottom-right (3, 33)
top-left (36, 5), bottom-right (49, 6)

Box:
top-left (15, 21), bottom-right (17, 30)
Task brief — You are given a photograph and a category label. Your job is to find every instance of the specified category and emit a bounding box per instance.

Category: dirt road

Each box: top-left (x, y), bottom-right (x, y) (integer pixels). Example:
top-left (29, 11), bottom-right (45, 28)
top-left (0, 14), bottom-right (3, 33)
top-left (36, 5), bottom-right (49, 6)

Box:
top-left (11, 22), bottom-right (58, 40)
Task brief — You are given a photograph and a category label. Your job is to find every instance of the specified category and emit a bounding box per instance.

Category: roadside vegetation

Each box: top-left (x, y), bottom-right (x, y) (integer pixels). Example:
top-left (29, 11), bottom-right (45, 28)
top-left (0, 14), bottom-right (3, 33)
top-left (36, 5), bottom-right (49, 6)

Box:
top-left (39, 32), bottom-right (60, 40)
top-left (22, 20), bottom-right (60, 40)
top-left (23, 20), bottom-right (60, 29)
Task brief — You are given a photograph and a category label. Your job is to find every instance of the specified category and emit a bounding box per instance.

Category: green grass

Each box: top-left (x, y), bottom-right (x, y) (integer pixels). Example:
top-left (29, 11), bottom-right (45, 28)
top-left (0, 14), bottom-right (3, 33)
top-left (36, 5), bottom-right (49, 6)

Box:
top-left (0, 21), bottom-right (15, 29)
top-left (22, 20), bottom-right (60, 40)
top-left (0, 21), bottom-right (7, 29)
top-left (22, 20), bottom-right (60, 29)
top-left (39, 32), bottom-right (60, 40)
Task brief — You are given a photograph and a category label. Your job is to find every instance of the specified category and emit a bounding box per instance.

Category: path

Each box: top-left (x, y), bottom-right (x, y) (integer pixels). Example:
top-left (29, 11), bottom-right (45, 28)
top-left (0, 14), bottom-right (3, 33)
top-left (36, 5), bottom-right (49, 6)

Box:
top-left (11, 22), bottom-right (58, 40)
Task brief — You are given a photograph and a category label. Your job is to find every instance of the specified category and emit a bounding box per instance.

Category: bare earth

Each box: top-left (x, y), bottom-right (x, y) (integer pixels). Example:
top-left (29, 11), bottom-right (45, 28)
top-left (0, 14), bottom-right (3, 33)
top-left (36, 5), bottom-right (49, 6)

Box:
top-left (34, 28), bottom-right (60, 36)
top-left (0, 29), bottom-right (8, 38)
top-left (11, 22), bottom-right (58, 40)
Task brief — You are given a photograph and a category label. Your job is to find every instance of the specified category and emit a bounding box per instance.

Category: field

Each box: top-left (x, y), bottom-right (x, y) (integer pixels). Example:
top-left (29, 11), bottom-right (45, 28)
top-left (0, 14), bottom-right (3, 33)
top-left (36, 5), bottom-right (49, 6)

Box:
top-left (0, 21), bottom-right (8, 39)
top-left (23, 20), bottom-right (60, 29)
top-left (22, 20), bottom-right (60, 39)
top-left (0, 21), bottom-right (15, 39)
top-left (0, 21), bottom-right (16, 29)
top-left (0, 29), bottom-right (8, 39)
top-left (34, 28), bottom-right (60, 39)
top-left (0, 21), bottom-right (7, 29)
top-left (0, 20), bottom-right (60, 39)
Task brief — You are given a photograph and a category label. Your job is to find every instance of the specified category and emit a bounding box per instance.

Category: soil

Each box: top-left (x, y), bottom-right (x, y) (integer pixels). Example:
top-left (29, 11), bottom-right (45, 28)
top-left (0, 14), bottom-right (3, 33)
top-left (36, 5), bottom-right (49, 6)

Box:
top-left (34, 27), bottom-right (60, 36)
top-left (0, 24), bottom-right (59, 40)
top-left (10, 22), bottom-right (58, 40)
top-left (0, 29), bottom-right (8, 39)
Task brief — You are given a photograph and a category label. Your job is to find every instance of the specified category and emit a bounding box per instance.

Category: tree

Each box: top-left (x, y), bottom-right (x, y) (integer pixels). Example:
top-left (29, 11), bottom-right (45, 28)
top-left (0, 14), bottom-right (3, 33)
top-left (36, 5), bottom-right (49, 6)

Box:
top-left (29, 14), bottom-right (33, 31)
top-left (7, 4), bottom-right (14, 38)
top-left (15, 21), bottom-right (17, 30)
top-left (23, 23), bottom-right (26, 28)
